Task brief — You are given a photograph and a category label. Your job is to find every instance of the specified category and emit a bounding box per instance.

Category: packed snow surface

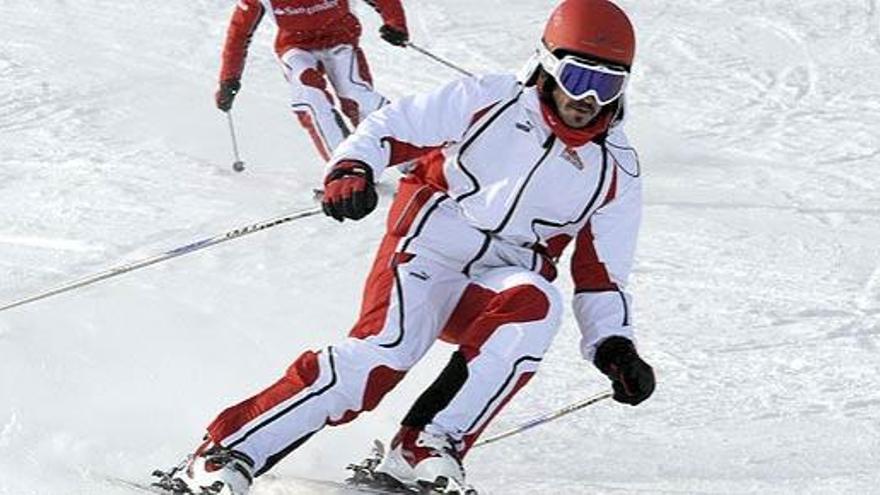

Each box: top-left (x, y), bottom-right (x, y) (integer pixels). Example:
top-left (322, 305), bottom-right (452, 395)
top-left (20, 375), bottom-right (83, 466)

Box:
top-left (1, 1), bottom-right (879, 494)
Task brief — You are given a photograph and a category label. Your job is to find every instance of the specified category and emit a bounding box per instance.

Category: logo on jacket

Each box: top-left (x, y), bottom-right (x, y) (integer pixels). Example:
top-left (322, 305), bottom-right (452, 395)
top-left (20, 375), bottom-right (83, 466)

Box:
top-left (274, 0), bottom-right (339, 16)
top-left (515, 121), bottom-right (533, 133)
top-left (561, 147), bottom-right (584, 170)
top-left (408, 269), bottom-right (431, 281)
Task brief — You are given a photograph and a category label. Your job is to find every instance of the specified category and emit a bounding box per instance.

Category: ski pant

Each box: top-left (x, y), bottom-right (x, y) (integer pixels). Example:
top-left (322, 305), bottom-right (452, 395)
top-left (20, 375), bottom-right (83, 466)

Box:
top-left (280, 45), bottom-right (388, 161)
top-left (206, 241), bottom-right (563, 476)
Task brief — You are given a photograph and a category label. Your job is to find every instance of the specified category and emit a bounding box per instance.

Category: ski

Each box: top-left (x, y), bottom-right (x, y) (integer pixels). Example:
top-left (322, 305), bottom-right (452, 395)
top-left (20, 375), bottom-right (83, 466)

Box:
top-left (281, 475), bottom-right (418, 494)
top-left (103, 476), bottom-right (168, 494)
top-left (109, 475), bottom-right (409, 495)
top-left (141, 463), bottom-right (412, 495)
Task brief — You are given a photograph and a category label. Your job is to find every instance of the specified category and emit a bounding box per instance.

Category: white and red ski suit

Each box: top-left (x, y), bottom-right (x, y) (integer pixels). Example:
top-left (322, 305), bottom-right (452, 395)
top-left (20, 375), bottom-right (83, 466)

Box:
top-left (206, 74), bottom-right (642, 475)
top-left (219, 0), bottom-right (407, 160)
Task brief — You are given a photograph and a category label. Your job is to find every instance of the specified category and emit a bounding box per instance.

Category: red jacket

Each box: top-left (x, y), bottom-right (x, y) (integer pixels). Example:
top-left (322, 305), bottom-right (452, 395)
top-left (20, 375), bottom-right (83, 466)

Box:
top-left (219, 0), bottom-right (407, 81)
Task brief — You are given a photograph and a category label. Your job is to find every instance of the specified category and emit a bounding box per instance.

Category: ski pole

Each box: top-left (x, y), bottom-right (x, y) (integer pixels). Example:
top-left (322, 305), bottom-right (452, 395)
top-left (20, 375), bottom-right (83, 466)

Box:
top-left (472, 390), bottom-right (613, 449)
top-left (0, 206), bottom-right (323, 313)
top-left (227, 111), bottom-right (245, 172)
top-left (405, 42), bottom-right (474, 77)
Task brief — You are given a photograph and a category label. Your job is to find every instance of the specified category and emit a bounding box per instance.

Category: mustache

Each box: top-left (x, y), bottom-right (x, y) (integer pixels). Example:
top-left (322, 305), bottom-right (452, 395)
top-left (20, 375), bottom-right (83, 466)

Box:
top-left (566, 101), bottom-right (598, 112)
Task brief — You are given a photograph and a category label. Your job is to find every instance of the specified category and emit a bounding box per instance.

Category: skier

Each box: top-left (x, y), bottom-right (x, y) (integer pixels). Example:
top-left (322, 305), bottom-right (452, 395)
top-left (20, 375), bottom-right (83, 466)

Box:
top-left (161, 0), bottom-right (655, 493)
top-left (214, 0), bottom-right (409, 161)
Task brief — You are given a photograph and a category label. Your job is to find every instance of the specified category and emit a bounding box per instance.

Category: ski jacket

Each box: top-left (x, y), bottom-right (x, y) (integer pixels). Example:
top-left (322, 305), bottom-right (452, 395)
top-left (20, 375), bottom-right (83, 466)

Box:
top-left (329, 74), bottom-right (643, 361)
top-left (219, 0), bottom-right (407, 81)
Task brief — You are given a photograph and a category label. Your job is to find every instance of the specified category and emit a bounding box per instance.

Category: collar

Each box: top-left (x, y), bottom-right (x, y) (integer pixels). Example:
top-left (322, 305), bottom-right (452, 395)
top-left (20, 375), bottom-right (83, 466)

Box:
top-left (539, 98), bottom-right (614, 148)
top-left (522, 86), bottom-right (616, 148)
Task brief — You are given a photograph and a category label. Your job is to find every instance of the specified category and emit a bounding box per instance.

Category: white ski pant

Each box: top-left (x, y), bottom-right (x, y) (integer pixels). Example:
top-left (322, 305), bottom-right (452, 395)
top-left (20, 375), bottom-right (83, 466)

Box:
top-left (280, 45), bottom-right (387, 161)
top-left (206, 251), bottom-right (563, 475)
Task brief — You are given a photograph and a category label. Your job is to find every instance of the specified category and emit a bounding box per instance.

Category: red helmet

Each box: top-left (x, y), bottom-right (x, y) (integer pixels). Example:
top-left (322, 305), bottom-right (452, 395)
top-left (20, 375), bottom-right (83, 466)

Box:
top-left (543, 0), bottom-right (636, 68)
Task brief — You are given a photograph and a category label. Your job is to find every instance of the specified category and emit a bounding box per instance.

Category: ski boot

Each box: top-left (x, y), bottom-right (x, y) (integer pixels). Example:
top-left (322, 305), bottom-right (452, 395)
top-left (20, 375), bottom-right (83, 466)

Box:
top-left (374, 426), bottom-right (477, 494)
top-left (152, 438), bottom-right (254, 495)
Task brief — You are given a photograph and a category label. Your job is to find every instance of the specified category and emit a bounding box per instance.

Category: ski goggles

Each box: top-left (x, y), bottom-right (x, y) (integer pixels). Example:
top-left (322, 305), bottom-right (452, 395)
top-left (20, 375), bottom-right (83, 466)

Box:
top-left (537, 43), bottom-right (629, 105)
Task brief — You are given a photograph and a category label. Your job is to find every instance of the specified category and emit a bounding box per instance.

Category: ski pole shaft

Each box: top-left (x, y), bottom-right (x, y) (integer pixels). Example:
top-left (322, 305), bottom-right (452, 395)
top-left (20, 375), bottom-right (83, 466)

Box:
top-left (472, 391), bottom-right (613, 449)
top-left (0, 206), bottom-right (323, 313)
top-left (227, 112), bottom-right (242, 162)
top-left (227, 112), bottom-right (246, 172)
top-left (405, 42), bottom-right (474, 77)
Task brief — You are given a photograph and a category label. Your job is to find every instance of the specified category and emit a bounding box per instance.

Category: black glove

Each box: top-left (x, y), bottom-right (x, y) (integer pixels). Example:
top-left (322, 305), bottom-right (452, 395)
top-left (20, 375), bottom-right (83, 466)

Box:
top-left (379, 24), bottom-right (409, 47)
top-left (322, 160), bottom-right (378, 222)
top-left (594, 336), bottom-right (655, 406)
top-left (215, 79), bottom-right (241, 112)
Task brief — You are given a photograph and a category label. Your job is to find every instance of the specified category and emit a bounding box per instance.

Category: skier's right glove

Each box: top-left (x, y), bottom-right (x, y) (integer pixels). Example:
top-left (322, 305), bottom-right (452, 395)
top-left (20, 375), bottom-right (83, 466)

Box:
top-left (322, 160), bottom-right (378, 222)
top-left (594, 336), bottom-right (655, 406)
top-left (215, 79), bottom-right (241, 112)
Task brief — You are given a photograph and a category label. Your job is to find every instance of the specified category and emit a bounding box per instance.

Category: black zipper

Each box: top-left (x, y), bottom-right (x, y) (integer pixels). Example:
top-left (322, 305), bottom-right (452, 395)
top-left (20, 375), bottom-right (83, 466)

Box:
top-left (490, 134), bottom-right (557, 234)
top-left (461, 134), bottom-right (559, 275)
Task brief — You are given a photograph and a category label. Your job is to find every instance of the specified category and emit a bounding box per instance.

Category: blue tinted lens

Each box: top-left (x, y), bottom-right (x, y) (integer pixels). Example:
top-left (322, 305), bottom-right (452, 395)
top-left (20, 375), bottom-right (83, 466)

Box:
top-left (558, 63), bottom-right (626, 102)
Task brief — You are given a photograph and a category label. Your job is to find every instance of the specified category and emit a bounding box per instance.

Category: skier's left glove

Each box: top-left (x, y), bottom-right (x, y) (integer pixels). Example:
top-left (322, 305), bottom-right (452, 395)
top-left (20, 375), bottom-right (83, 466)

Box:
top-left (215, 79), bottom-right (241, 112)
top-left (380, 24), bottom-right (409, 47)
top-left (322, 160), bottom-right (378, 222)
top-left (594, 336), bottom-right (655, 406)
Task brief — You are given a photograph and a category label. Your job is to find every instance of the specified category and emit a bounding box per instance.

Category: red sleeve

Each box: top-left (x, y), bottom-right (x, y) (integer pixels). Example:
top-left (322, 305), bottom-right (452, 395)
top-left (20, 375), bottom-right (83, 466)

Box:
top-left (219, 0), bottom-right (265, 82)
top-left (570, 222), bottom-right (619, 293)
top-left (366, 0), bottom-right (407, 30)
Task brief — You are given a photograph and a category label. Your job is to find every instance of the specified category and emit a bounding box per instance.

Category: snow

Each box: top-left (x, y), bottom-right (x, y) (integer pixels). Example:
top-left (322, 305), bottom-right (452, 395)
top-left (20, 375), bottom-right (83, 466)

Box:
top-left (1, 0), bottom-right (879, 494)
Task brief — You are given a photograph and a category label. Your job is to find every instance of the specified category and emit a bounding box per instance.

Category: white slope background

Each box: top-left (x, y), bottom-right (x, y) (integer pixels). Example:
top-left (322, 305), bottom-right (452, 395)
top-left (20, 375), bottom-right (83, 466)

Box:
top-left (1, 0), bottom-right (879, 494)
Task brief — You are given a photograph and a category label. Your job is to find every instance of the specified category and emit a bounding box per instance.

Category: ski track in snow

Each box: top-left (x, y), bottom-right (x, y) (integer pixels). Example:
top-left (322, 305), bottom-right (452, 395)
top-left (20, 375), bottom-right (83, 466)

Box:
top-left (2, 1), bottom-right (880, 494)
